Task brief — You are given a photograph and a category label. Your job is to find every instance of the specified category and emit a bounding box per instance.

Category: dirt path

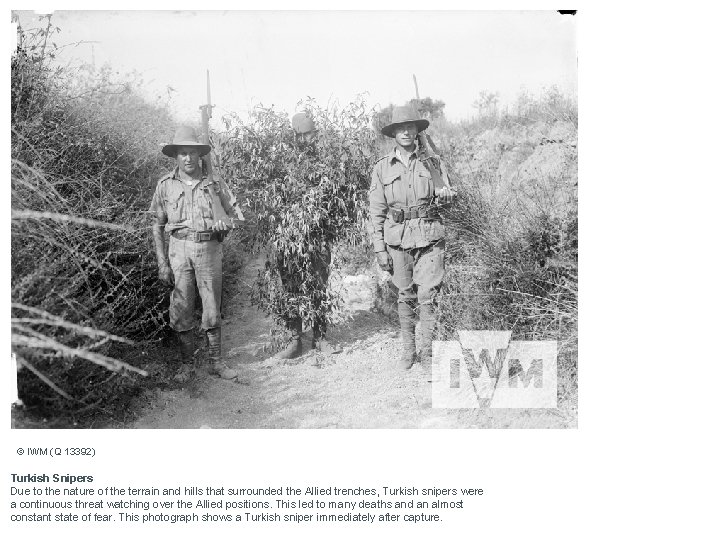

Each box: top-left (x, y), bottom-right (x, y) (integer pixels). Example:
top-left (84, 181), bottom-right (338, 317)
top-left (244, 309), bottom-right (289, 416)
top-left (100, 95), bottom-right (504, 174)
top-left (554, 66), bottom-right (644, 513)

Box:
top-left (132, 256), bottom-right (575, 429)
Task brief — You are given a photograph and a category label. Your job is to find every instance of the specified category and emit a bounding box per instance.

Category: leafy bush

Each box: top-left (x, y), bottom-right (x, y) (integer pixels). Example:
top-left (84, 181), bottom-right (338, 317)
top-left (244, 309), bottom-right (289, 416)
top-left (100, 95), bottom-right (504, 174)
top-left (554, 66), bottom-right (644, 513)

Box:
top-left (215, 98), bottom-right (377, 336)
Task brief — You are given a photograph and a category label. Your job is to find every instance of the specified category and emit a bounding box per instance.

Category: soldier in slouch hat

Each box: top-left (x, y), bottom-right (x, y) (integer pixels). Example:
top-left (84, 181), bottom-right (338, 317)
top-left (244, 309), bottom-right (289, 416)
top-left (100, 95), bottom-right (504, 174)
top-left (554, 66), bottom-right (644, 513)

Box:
top-left (369, 107), bottom-right (455, 370)
top-left (150, 125), bottom-right (243, 381)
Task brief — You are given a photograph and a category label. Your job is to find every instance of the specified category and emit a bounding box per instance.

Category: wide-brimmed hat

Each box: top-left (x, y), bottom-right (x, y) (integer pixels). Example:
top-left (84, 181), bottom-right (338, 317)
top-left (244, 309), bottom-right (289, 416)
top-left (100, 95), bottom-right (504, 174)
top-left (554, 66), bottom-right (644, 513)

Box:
top-left (161, 126), bottom-right (211, 158)
top-left (291, 112), bottom-right (317, 134)
top-left (380, 106), bottom-right (430, 138)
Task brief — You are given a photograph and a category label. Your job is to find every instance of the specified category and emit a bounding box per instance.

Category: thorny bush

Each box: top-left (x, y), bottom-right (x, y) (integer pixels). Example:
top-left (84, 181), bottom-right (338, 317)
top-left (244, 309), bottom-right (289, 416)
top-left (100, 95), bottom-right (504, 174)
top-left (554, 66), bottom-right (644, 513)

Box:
top-left (11, 18), bottom-right (176, 414)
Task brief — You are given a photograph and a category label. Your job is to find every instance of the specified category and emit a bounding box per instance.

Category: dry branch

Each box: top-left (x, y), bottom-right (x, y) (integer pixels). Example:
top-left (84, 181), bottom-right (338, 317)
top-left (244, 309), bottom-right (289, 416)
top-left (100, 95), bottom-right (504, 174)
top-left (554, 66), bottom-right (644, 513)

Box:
top-left (12, 334), bottom-right (147, 376)
top-left (11, 209), bottom-right (133, 231)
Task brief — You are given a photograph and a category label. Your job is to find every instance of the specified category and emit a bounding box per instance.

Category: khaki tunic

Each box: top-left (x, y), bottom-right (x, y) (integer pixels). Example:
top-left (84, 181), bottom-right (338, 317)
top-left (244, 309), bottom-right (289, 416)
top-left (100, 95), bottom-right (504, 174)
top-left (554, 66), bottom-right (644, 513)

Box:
top-left (368, 146), bottom-right (451, 305)
top-left (368, 147), bottom-right (450, 252)
top-left (149, 167), bottom-right (241, 331)
top-left (149, 167), bottom-right (241, 233)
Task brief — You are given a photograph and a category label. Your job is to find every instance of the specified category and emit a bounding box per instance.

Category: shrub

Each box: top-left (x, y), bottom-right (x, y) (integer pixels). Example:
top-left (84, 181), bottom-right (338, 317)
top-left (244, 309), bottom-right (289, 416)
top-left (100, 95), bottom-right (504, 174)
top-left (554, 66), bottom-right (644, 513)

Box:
top-left (434, 88), bottom-right (578, 406)
top-left (11, 18), bottom-right (176, 413)
top-left (215, 98), bottom-right (377, 336)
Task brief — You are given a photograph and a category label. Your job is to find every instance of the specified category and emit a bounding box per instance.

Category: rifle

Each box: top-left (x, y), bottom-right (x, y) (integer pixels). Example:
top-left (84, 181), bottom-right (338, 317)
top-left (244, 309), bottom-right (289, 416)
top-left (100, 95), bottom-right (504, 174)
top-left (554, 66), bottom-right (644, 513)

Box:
top-left (411, 74), bottom-right (448, 198)
top-left (200, 69), bottom-right (244, 231)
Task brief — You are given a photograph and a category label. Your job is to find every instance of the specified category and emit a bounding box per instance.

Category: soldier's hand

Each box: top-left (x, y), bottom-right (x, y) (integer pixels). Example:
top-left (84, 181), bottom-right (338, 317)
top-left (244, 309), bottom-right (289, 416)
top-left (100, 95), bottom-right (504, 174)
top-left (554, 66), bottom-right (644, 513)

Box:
top-left (437, 186), bottom-right (456, 205)
top-left (376, 251), bottom-right (393, 274)
top-left (211, 218), bottom-right (231, 232)
top-left (158, 263), bottom-right (174, 286)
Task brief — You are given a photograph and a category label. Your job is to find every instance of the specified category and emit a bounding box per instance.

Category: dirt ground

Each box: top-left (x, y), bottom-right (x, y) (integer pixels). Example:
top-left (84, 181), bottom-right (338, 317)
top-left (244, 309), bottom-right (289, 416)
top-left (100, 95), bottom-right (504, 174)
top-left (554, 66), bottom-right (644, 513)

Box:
top-left (130, 257), bottom-right (577, 429)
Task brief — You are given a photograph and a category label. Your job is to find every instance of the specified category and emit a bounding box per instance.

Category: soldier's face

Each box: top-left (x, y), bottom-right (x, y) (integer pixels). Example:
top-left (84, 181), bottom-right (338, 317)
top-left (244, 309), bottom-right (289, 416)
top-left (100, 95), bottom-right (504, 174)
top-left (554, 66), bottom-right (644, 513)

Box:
top-left (295, 130), bottom-right (317, 150)
top-left (394, 123), bottom-right (418, 148)
top-left (175, 146), bottom-right (201, 175)
top-left (299, 130), bottom-right (317, 143)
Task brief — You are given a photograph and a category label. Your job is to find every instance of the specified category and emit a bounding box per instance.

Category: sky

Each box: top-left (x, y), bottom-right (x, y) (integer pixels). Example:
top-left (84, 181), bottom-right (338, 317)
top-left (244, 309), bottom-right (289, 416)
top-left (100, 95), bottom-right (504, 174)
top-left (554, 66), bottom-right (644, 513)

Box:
top-left (14, 10), bottom-right (576, 126)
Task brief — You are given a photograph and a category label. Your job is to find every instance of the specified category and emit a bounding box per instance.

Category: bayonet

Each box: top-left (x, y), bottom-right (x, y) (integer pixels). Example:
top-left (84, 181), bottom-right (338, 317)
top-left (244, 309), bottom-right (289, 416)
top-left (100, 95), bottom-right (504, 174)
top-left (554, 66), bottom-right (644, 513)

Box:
top-left (199, 70), bottom-right (243, 230)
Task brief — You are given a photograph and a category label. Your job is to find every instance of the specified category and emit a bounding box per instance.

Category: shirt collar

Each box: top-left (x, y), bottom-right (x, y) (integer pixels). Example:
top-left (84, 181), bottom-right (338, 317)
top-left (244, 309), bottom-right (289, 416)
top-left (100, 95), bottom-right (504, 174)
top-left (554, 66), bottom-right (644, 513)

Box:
top-left (171, 165), bottom-right (206, 182)
top-left (391, 144), bottom-right (418, 164)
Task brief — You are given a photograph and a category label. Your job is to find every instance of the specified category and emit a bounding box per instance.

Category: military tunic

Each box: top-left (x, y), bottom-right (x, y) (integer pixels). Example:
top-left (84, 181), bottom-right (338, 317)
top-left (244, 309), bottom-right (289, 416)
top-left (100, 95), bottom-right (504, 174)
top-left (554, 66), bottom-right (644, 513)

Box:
top-left (149, 167), bottom-right (241, 332)
top-left (368, 147), bottom-right (451, 305)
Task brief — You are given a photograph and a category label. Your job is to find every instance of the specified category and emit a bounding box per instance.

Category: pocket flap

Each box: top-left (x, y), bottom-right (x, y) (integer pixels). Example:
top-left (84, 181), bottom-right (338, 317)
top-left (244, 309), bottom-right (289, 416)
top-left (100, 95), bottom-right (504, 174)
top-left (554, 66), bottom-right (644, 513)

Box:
top-left (166, 188), bottom-right (184, 205)
top-left (381, 174), bottom-right (401, 186)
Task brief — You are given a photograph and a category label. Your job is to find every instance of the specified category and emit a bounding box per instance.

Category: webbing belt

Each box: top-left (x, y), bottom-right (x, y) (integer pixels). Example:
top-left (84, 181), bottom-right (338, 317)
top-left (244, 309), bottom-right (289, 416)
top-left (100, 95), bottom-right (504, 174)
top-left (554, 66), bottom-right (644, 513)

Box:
top-left (389, 206), bottom-right (440, 223)
top-left (170, 229), bottom-right (220, 242)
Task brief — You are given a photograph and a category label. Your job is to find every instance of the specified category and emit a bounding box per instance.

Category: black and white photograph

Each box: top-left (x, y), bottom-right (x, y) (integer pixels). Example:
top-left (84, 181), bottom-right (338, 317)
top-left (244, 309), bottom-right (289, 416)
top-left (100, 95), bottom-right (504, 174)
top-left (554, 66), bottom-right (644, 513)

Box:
top-left (7, 6), bottom-right (720, 539)
top-left (10, 10), bottom-right (578, 429)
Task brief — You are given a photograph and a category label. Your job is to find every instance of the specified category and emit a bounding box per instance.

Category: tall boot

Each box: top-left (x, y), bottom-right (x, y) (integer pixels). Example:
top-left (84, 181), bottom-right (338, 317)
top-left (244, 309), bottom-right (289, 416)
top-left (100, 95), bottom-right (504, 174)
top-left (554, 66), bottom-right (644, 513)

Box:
top-left (274, 318), bottom-right (303, 359)
top-left (173, 330), bottom-right (196, 383)
top-left (397, 301), bottom-right (417, 370)
top-left (418, 302), bottom-right (436, 365)
top-left (312, 321), bottom-right (341, 354)
top-left (206, 327), bottom-right (238, 380)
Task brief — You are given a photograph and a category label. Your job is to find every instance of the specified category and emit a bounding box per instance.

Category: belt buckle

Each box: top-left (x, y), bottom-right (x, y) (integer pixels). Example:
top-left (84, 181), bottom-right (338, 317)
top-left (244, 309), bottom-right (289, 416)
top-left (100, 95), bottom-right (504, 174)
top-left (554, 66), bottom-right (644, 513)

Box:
top-left (197, 231), bottom-right (213, 242)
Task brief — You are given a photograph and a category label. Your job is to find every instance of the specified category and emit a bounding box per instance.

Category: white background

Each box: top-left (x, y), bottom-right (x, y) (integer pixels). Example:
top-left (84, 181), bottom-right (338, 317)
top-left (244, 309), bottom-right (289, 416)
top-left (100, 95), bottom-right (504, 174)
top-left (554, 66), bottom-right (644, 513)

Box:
top-left (5, 2), bottom-right (720, 539)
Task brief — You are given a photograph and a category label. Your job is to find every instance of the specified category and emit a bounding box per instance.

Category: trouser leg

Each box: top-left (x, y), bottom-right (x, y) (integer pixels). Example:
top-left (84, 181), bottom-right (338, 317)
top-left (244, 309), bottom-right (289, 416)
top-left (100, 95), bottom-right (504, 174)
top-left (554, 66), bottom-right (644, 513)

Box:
top-left (168, 237), bottom-right (197, 333)
top-left (194, 241), bottom-right (222, 359)
top-left (195, 240), bottom-right (223, 331)
top-left (188, 239), bottom-right (236, 379)
top-left (168, 238), bottom-right (200, 382)
top-left (415, 240), bottom-right (445, 362)
top-left (389, 245), bottom-right (418, 369)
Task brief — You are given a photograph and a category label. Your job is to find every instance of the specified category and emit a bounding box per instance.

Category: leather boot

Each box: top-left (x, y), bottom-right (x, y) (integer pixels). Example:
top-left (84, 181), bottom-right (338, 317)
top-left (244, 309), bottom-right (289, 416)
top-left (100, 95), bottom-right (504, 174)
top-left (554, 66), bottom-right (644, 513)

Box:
top-left (397, 301), bottom-right (417, 370)
top-left (312, 322), bottom-right (341, 354)
top-left (274, 318), bottom-right (303, 359)
top-left (174, 330), bottom-right (196, 383)
top-left (418, 302), bottom-right (436, 365)
top-left (206, 327), bottom-right (238, 380)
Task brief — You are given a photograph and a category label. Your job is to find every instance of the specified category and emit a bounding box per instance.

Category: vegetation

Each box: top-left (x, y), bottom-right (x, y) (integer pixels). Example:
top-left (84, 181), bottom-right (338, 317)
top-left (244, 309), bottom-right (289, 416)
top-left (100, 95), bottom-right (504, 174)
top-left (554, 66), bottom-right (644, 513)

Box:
top-left (11, 16), bottom-right (577, 420)
top-left (433, 86), bottom-right (578, 408)
top-left (11, 18), bottom-right (177, 415)
top-left (215, 99), bottom-right (377, 341)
